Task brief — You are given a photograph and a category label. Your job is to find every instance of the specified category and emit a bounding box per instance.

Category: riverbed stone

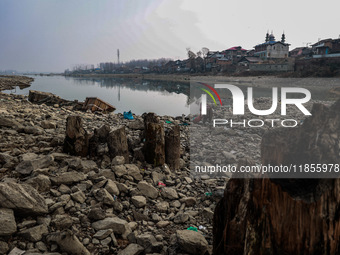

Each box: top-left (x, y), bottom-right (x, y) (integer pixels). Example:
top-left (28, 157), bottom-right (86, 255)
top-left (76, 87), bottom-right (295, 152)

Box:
top-left (0, 208), bottom-right (17, 236)
top-left (0, 182), bottom-right (48, 215)
top-left (137, 181), bottom-right (158, 199)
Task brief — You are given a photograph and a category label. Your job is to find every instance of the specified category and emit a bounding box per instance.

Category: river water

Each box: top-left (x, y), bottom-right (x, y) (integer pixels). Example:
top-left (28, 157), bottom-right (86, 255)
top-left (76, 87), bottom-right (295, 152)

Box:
top-left (4, 75), bottom-right (190, 116)
top-left (4, 75), bottom-right (340, 116)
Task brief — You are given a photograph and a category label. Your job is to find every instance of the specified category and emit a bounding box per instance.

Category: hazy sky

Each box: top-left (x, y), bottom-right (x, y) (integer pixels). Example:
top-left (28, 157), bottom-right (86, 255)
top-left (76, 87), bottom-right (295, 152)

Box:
top-left (1, 0), bottom-right (339, 72)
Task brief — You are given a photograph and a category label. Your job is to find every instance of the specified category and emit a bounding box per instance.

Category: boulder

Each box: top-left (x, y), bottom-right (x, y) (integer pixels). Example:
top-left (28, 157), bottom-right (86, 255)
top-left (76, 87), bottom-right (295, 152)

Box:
top-left (15, 155), bottom-right (54, 175)
top-left (117, 243), bottom-right (144, 255)
top-left (46, 230), bottom-right (90, 255)
top-left (50, 171), bottom-right (86, 185)
top-left (161, 187), bottom-right (178, 200)
top-left (0, 182), bottom-right (48, 215)
top-left (92, 217), bottom-right (129, 235)
top-left (0, 208), bottom-right (17, 236)
top-left (137, 181), bottom-right (158, 199)
top-left (18, 224), bottom-right (48, 242)
top-left (131, 196), bottom-right (146, 208)
top-left (176, 230), bottom-right (208, 255)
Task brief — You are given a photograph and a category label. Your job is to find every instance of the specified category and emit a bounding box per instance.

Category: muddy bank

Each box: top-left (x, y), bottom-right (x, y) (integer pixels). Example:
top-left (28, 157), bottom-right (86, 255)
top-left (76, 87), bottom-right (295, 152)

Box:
top-left (0, 75), bottom-right (34, 91)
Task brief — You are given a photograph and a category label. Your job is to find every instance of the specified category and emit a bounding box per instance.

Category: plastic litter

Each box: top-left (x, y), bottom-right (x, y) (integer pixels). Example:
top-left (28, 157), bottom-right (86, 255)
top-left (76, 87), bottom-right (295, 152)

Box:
top-left (205, 192), bottom-right (212, 196)
top-left (158, 181), bottom-right (166, 187)
top-left (199, 225), bottom-right (206, 230)
top-left (187, 226), bottom-right (198, 232)
top-left (166, 120), bottom-right (172, 124)
top-left (179, 122), bottom-right (189, 126)
top-left (113, 195), bottom-right (117, 201)
top-left (123, 110), bottom-right (134, 120)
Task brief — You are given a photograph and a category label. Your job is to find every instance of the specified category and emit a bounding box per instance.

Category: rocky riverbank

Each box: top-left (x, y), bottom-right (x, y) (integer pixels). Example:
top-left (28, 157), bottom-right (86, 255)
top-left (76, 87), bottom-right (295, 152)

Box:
top-left (0, 89), bottom-right (337, 255)
top-left (0, 92), bottom-right (219, 255)
top-left (0, 75), bottom-right (34, 91)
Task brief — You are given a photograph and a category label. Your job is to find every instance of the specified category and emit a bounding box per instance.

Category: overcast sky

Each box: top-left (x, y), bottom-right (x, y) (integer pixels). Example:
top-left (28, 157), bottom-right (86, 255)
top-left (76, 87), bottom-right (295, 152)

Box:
top-left (0, 0), bottom-right (339, 72)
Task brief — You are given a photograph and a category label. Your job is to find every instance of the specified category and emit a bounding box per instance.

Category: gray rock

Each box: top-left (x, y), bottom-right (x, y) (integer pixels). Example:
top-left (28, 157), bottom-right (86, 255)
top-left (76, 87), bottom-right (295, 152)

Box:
top-left (22, 126), bottom-right (43, 135)
top-left (126, 164), bottom-right (142, 181)
top-left (176, 230), bottom-right (208, 255)
top-left (116, 182), bottom-right (129, 193)
top-left (19, 224), bottom-right (48, 242)
top-left (156, 221), bottom-right (170, 228)
top-left (111, 156), bottom-right (125, 166)
top-left (71, 190), bottom-right (86, 204)
top-left (0, 182), bottom-right (48, 215)
top-left (0, 208), bottom-right (17, 236)
top-left (202, 208), bottom-right (214, 220)
top-left (0, 240), bottom-right (9, 254)
top-left (50, 171), bottom-right (87, 185)
top-left (92, 217), bottom-right (129, 235)
top-left (117, 243), bottom-right (144, 255)
top-left (155, 201), bottom-right (169, 213)
top-left (104, 179), bottom-right (120, 195)
top-left (113, 165), bottom-right (128, 177)
top-left (8, 247), bottom-right (25, 255)
top-left (93, 188), bottom-right (115, 205)
top-left (46, 230), bottom-right (90, 255)
top-left (180, 197), bottom-right (197, 206)
top-left (52, 215), bottom-right (73, 230)
top-left (93, 229), bottom-right (113, 240)
top-left (80, 160), bottom-right (97, 173)
top-left (25, 174), bottom-right (51, 192)
top-left (0, 116), bottom-right (21, 128)
top-left (137, 181), bottom-right (158, 199)
top-left (131, 196), bottom-right (146, 208)
top-left (161, 187), bottom-right (178, 200)
top-left (0, 152), bottom-right (14, 165)
top-left (41, 120), bottom-right (57, 129)
top-left (15, 155), bottom-right (54, 175)
top-left (174, 213), bottom-right (189, 224)
top-left (222, 151), bottom-right (236, 163)
top-left (88, 208), bottom-right (106, 221)
top-left (136, 233), bottom-right (163, 253)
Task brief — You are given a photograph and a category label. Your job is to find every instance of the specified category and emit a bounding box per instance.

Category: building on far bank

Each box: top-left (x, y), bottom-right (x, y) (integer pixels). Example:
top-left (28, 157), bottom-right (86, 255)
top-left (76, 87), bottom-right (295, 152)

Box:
top-left (223, 46), bottom-right (248, 63)
top-left (254, 32), bottom-right (290, 60)
top-left (289, 47), bottom-right (312, 58)
top-left (311, 38), bottom-right (340, 58)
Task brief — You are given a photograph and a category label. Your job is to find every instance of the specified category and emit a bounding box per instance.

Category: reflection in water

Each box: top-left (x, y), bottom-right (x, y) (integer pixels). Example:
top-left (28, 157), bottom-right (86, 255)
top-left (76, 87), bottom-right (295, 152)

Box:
top-left (9, 76), bottom-right (191, 116)
top-left (5, 76), bottom-right (339, 116)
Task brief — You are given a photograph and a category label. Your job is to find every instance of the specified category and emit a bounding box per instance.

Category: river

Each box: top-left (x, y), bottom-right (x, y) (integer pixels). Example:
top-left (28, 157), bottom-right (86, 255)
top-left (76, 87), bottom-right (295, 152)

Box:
top-left (3, 75), bottom-right (340, 116)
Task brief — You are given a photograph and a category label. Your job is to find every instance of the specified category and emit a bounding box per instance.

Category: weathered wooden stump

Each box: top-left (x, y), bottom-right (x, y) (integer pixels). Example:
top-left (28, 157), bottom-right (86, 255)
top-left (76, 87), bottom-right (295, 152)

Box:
top-left (63, 116), bottom-right (89, 157)
top-left (143, 113), bottom-right (165, 166)
top-left (88, 124), bottom-right (110, 157)
top-left (107, 126), bottom-right (129, 163)
top-left (165, 125), bottom-right (180, 170)
top-left (213, 100), bottom-right (340, 255)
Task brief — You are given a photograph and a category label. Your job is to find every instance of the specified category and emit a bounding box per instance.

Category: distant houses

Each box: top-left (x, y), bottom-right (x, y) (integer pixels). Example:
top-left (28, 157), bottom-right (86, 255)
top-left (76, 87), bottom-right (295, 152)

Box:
top-left (311, 38), bottom-right (340, 58)
top-left (254, 32), bottom-right (290, 59)
top-left (65, 32), bottom-right (340, 76)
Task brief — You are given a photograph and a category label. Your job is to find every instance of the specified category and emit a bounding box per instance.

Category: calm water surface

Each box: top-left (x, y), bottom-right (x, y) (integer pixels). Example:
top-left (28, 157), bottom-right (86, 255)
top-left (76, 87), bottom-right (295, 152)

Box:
top-left (4, 76), bottom-right (190, 116)
top-left (4, 75), bottom-right (340, 116)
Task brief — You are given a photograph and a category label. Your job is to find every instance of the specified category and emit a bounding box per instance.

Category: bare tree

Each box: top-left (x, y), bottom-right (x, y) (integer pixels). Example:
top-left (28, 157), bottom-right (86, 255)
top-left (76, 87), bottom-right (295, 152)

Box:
top-left (202, 47), bottom-right (209, 72)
